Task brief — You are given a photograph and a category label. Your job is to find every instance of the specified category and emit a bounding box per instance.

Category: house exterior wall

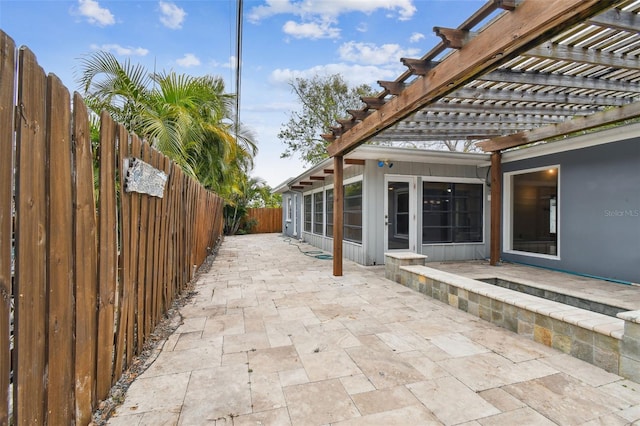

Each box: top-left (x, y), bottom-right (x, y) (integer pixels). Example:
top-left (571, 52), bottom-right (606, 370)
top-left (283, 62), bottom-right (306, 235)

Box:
top-left (365, 160), bottom-right (491, 266)
top-left (502, 137), bottom-right (640, 284)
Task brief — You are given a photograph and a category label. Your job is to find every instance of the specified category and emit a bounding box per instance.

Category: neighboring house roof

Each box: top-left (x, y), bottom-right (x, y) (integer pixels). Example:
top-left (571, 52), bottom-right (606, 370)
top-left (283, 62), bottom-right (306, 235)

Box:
top-left (324, 0), bottom-right (640, 157)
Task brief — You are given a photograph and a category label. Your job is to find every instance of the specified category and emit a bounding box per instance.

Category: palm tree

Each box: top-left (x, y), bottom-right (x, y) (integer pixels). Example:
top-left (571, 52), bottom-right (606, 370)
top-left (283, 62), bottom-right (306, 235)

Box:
top-left (77, 51), bottom-right (257, 189)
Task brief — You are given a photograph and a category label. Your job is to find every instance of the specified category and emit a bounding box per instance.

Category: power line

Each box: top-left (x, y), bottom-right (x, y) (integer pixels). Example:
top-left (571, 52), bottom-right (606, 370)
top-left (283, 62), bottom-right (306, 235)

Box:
top-left (235, 0), bottom-right (243, 137)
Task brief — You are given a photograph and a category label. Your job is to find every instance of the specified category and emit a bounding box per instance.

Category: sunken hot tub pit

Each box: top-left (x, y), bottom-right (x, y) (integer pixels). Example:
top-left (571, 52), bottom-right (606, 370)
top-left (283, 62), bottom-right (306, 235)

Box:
top-left (385, 253), bottom-right (640, 383)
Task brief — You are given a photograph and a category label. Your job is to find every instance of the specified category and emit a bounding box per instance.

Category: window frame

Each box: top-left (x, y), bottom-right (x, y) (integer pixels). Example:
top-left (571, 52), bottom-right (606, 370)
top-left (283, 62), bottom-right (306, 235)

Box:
top-left (503, 165), bottom-right (561, 260)
top-left (303, 193), bottom-right (312, 233)
top-left (421, 176), bottom-right (485, 245)
top-left (343, 177), bottom-right (363, 245)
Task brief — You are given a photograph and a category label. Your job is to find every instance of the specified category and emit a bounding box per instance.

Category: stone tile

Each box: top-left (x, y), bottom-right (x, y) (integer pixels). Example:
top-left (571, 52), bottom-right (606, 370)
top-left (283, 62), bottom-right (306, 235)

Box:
top-left (598, 379), bottom-right (640, 406)
top-left (221, 351), bottom-right (247, 366)
top-left (112, 371), bottom-right (190, 415)
top-left (277, 306), bottom-right (318, 322)
top-left (248, 345), bottom-right (302, 374)
top-left (223, 332), bottom-right (271, 354)
top-left (339, 374), bottom-right (376, 395)
top-left (399, 352), bottom-right (450, 380)
top-left (539, 353), bottom-right (622, 387)
top-left (580, 413), bottom-right (633, 425)
top-left (174, 317), bottom-right (207, 334)
top-left (292, 328), bottom-right (360, 354)
top-left (429, 333), bottom-right (490, 358)
top-left (233, 407), bottom-right (292, 426)
top-left (375, 331), bottom-right (416, 353)
top-left (143, 345), bottom-right (222, 377)
top-left (462, 326), bottom-right (556, 363)
top-left (278, 368), bottom-right (310, 387)
top-left (138, 410), bottom-right (181, 426)
top-left (250, 372), bottom-right (286, 412)
top-left (503, 373), bottom-right (629, 425)
top-left (341, 318), bottom-right (390, 336)
top-left (299, 349), bottom-right (362, 381)
top-left (478, 388), bottom-right (526, 412)
top-left (332, 404), bottom-right (441, 425)
top-left (202, 313), bottom-right (244, 337)
top-left (437, 352), bottom-right (557, 391)
top-left (350, 385), bottom-right (421, 416)
top-left (283, 379), bottom-right (360, 426)
top-left (173, 332), bottom-right (222, 352)
top-left (477, 407), bottom-right (557, 425)
top-left (616, 404), bottom-right (640, 424)
top-left (346, 346), bottom-right (425, 389)
top-left (179, 365), bottom-right (252, 423)
top-left (407, 377), bottom-right (500, 424)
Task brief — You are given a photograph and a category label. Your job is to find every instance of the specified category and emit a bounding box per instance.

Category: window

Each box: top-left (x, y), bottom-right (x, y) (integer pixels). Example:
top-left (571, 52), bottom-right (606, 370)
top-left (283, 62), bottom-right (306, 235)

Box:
top-left (422, 182), bottom-right (483, 243)
top-left (303, 194), bottom-right (312, 233)
top-left (313, 192), bottom-right (324, 234)
top-left (510, 167), bottom-right (558, 256)
top-left (286, 196), bottom-right (292, 221)
top-left (325, 189), bottom-right (333, 237)
top-left (344, 181), bottom-right (363, 244)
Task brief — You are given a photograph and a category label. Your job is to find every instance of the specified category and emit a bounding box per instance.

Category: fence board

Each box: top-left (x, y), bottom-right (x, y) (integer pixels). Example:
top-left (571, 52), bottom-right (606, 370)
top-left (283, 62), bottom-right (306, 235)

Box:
top-left (96, 111), bottom-right (118, 401)
top-left (72, 92), bottom-right (98, 424)
top-left (114, 124), bottom-right (130, 382)
top-left (130, 135), bottom-right (144, 354)
top-left (142, 144), bottom-right (155, 339)
top-left (246, 208), bottom-right (282, 234)
top-left (14, 46), bottom-right (48, 425)
top-left (45, 74), bottom-right (75, 424)
top-left (0, 31), bottom-right (15, 425)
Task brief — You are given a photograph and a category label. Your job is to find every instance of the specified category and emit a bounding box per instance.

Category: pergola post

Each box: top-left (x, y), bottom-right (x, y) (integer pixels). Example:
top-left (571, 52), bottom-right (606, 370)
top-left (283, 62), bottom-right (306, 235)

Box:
top-left (332, 155), bottom-right (344, 276)
top-left (490, 151), bottom-right (502, 266)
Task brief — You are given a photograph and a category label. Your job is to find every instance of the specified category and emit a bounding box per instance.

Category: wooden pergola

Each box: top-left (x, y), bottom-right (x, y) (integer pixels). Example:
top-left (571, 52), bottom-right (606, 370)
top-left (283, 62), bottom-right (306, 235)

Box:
top-left (322, 0), bottom-right (640, 276)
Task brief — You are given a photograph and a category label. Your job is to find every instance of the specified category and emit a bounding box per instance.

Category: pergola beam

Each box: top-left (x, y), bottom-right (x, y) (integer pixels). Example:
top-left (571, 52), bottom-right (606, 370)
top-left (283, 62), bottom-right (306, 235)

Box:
top-left (413, 102), bottom-right (597, 116)
top-left (448, 87), bottom-right (631, 107)
top-left (477, 100), bottom-right (640, 151)
top-left (478, 69), bottom-right (640, 94)
top-left (327, 0), bottom-right (619, 158)
top-left (526, 43), bottom-right (640, 70)
top-left (589, 9), bottom-right (640, 32)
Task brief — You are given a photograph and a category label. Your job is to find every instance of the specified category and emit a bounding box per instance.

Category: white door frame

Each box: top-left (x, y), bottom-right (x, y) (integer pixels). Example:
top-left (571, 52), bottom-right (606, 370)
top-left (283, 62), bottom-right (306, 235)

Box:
top-left (384, 175), bottom-right (417, 253)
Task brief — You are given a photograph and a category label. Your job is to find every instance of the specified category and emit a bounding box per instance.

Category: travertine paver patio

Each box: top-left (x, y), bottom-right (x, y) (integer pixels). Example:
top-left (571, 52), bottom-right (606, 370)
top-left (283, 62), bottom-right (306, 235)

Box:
top-left (107, 233), bottom-right (640, 425)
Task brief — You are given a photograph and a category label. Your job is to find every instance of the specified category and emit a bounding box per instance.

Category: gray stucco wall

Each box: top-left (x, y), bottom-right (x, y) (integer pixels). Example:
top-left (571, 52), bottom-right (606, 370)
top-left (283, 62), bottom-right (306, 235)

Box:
top-left (502, 137), bottom-right (640, 284)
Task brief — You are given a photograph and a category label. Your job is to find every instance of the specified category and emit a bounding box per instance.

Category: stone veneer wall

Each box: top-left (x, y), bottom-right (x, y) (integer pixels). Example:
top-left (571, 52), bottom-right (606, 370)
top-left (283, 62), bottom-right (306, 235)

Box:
top-left (384, 253), bottom-right (640, 383)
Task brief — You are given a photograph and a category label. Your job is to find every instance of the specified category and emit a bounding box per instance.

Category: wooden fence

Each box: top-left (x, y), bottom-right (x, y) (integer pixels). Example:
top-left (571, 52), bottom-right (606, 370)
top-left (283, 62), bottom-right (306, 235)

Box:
top-left (245, 208), bottom-right (282, 233)
top-left (0, 30), bottom-right (224, 425)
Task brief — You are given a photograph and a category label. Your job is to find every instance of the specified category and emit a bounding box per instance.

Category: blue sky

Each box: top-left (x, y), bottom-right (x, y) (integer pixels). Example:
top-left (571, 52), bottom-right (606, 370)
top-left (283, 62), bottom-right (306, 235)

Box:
top-left (0, 0), bottom-right (485, 187)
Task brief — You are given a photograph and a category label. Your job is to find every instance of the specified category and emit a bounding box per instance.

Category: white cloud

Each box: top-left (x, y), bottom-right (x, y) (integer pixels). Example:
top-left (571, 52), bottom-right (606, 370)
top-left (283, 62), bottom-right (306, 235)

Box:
top-left (158, 1), bottom-right (186, 29)
top-left (338, 41), bottom-right (420, 66)
top-left (283, 20), bottom-right (340, 40)
top-left (269, 63), bottom-right (401, 89)
top-left (409, 32), bottom-right (425, 43)
top-left (90, 43), bottom-right (149, 56)
top-left (77, 0), bottom-right (115, 26)
top-left (248, 0), bottom-right (416, 22)
top-left (176, 53), bottom-right (201, 67)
